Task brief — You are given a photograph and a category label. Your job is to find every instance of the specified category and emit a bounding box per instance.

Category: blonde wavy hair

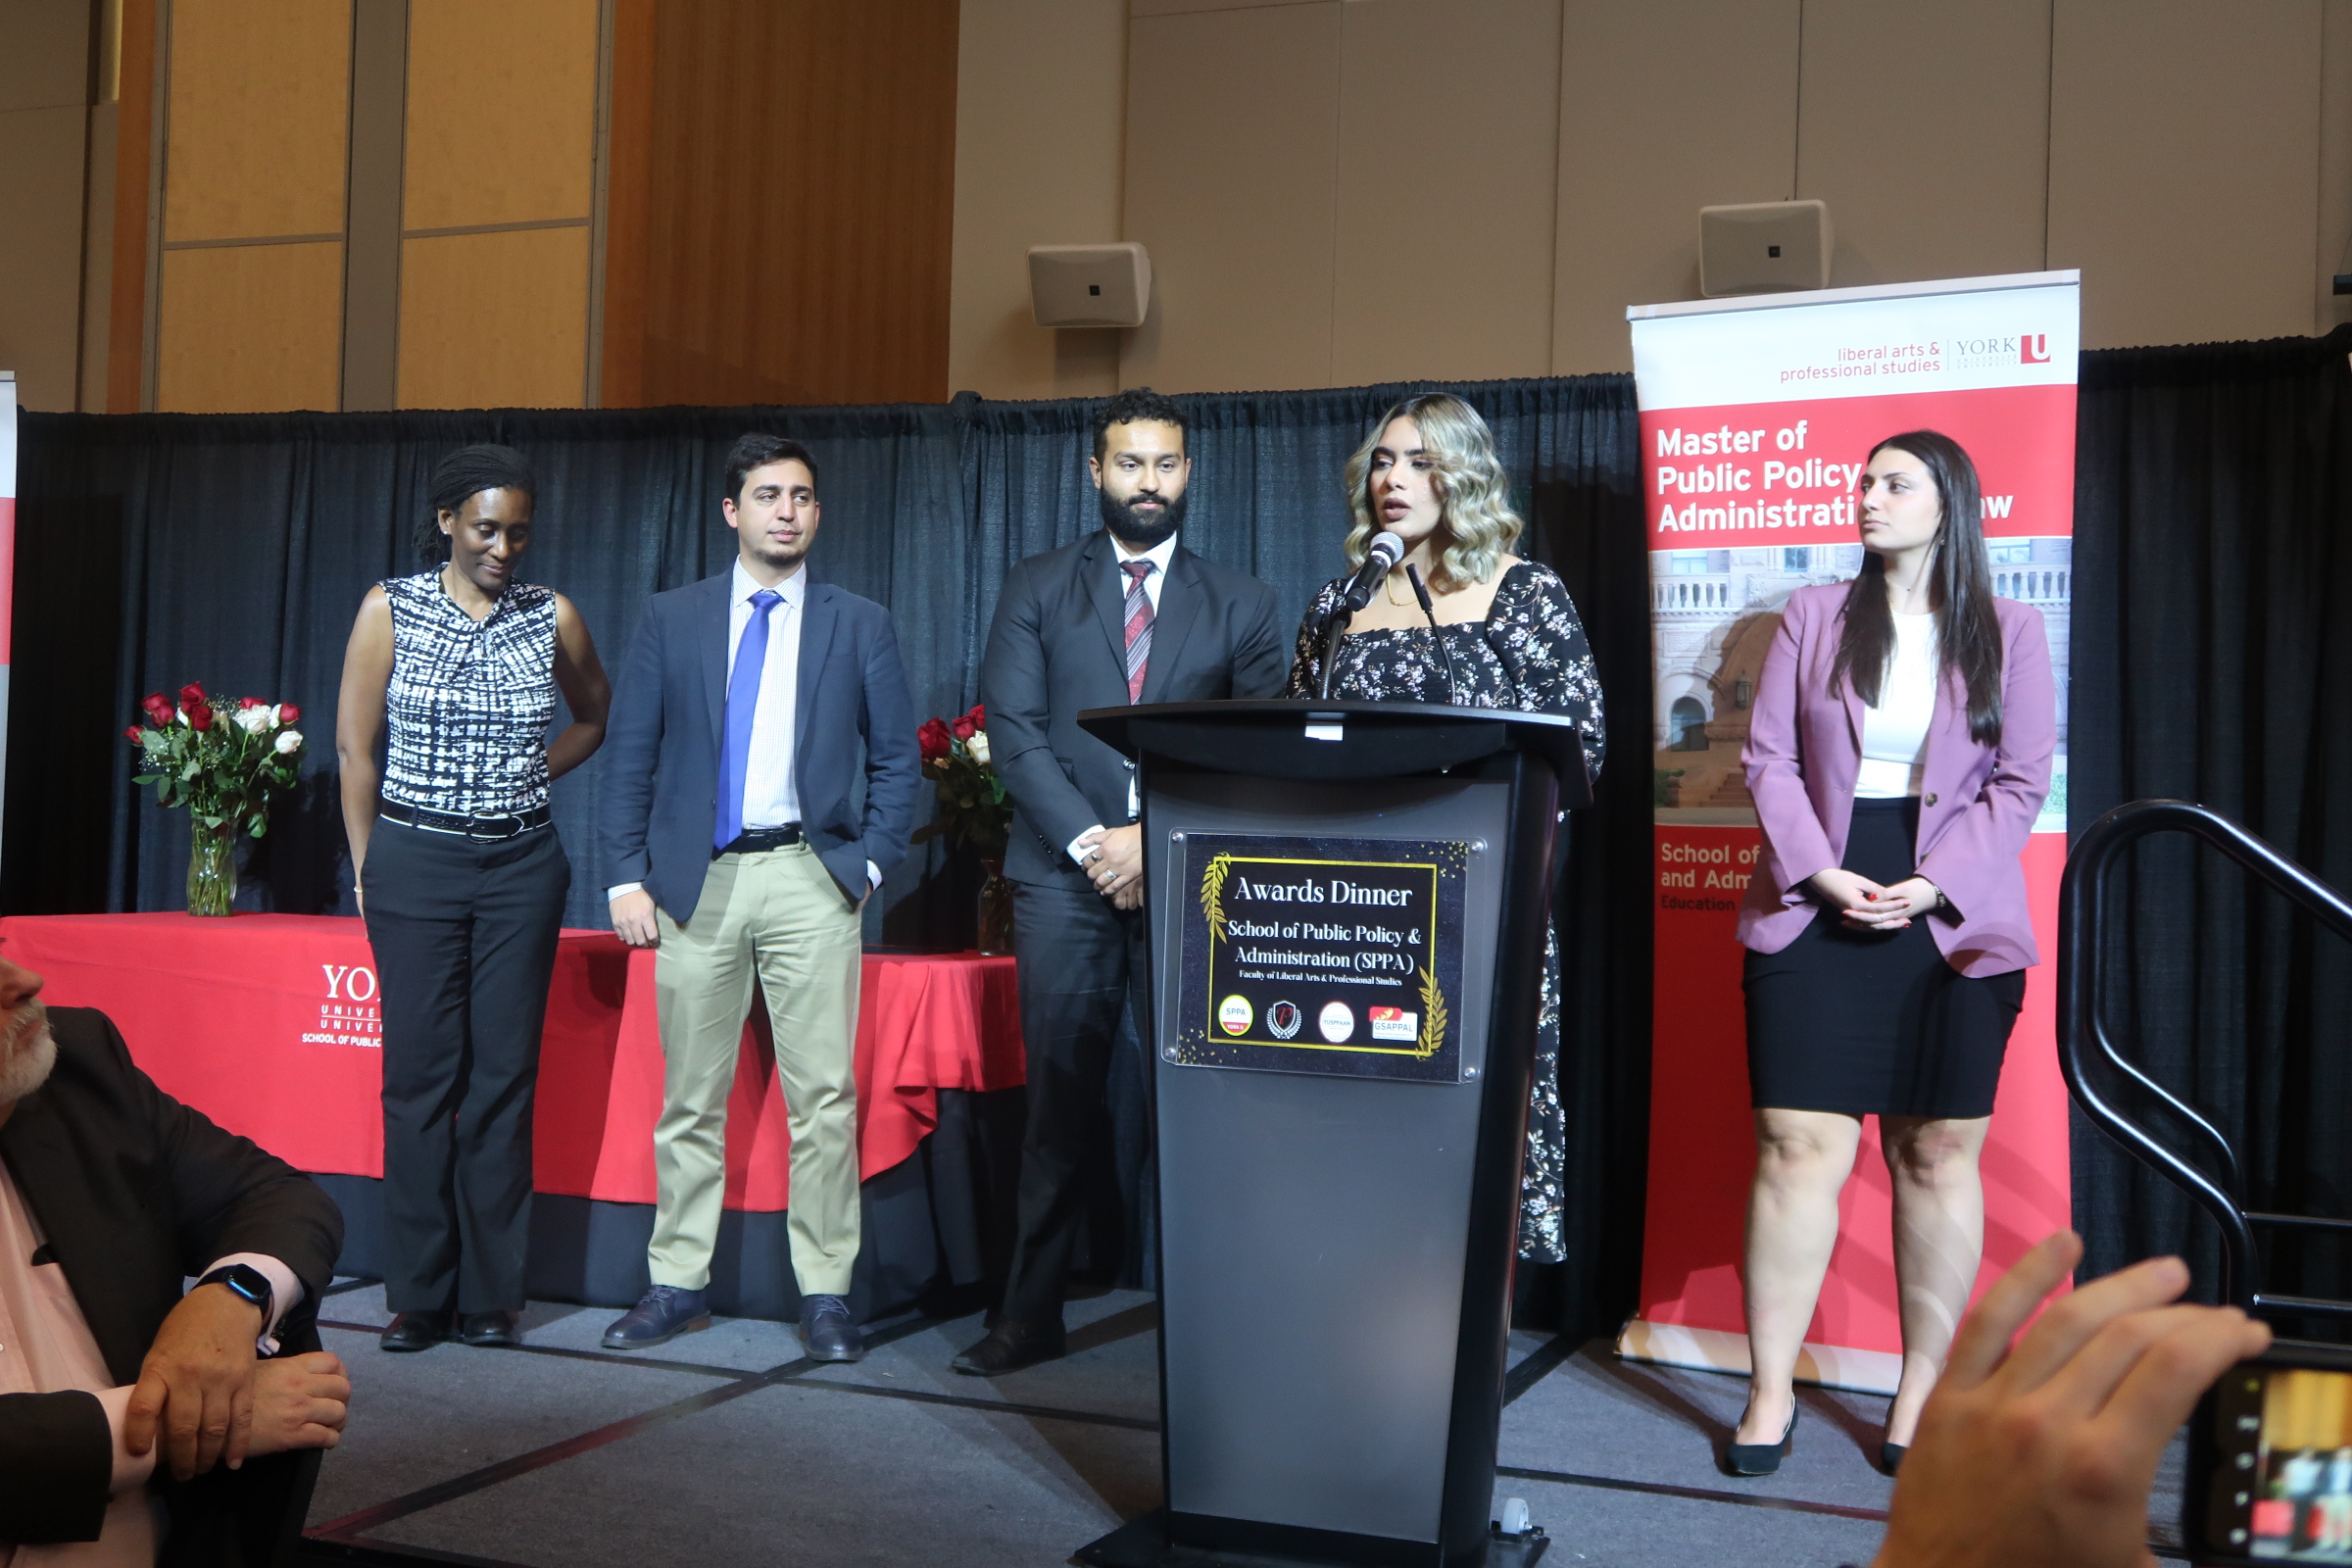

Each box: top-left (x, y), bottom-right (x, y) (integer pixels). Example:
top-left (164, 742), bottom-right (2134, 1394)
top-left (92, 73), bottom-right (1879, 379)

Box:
top-left (1341, 394), bottom-right (1524, 594)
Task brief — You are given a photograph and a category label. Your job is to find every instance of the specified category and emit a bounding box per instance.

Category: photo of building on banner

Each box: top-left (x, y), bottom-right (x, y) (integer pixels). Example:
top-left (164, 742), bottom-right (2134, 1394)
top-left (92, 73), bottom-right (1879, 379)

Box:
top-left (1622, 273), bottom-right (2080, 1394)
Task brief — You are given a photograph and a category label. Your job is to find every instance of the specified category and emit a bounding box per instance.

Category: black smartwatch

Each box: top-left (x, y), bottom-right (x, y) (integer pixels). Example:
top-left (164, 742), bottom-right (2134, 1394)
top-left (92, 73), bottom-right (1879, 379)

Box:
top-left (196, 1262), bottom-right (274, 1325)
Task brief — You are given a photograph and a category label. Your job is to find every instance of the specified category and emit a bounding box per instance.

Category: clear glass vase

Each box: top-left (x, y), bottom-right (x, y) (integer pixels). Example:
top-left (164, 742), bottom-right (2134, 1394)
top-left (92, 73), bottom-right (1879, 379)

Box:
top-left (186, 821), bottom-right (237, 916)
top-left (976, 858), bottom-right (1015, 956)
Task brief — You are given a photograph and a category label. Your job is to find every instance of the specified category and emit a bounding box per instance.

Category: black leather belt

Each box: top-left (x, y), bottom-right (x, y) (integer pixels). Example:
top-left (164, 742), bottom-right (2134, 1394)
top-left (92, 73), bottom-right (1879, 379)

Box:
top-left (380, 802), bottom-right (552, 841)
top-left (718, 824), bottom-right (803, 858)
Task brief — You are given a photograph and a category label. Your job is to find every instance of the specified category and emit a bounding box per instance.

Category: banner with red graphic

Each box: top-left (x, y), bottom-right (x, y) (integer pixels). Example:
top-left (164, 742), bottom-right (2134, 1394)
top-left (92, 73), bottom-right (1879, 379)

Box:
top-left (1623, 273), bottom-right (2079, 1392)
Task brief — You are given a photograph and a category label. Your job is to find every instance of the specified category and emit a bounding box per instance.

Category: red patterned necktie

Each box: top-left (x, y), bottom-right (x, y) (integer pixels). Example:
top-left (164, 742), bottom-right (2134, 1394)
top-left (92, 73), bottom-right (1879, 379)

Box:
top-left (1122, 559), bottom-right (1155, 703)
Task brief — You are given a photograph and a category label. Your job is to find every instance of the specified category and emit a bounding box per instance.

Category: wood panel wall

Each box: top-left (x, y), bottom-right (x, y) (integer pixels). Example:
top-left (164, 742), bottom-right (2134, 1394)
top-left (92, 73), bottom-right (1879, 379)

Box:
top-left (604, 0), bottom-right (959, 408)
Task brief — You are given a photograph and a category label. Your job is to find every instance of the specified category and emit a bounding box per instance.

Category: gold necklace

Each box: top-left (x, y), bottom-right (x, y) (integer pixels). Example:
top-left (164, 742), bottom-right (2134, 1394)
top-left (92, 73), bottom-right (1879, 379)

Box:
top-left (1384, 569), bottom-right (1415, 608)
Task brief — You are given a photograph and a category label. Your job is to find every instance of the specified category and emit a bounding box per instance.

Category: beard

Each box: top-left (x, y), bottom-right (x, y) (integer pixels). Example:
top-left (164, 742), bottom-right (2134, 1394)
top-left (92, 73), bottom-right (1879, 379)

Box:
top-left (0, 1002), bottom-right (55, 1107)
top-left (1101, 486), bottom-right (1187, 550)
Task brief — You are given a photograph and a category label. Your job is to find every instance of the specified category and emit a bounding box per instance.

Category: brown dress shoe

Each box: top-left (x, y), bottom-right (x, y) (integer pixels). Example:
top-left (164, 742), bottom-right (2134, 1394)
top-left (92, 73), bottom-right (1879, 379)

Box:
top-left (950, 1318), bottom-right (1066, 1375)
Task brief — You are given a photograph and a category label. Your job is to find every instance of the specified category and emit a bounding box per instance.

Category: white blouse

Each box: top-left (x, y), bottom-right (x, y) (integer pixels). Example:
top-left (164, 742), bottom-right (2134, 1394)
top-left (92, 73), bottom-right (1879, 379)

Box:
top-left (1854, 612), bottom-right (1936, 799)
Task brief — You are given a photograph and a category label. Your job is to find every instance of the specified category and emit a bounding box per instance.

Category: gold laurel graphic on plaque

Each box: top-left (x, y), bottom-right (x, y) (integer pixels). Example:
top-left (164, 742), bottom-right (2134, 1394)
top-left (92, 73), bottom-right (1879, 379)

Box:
top-left (1199, 853), bottom-right (1233, 945)
top-left (1416, 962), bottom-right (1446, 1058)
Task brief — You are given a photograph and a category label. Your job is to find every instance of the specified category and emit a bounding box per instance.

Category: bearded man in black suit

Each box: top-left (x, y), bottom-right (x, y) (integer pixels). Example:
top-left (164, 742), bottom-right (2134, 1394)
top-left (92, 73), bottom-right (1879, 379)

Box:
top-left (956, 387), bottom-right (1289, 1375)
top-left (0, 951), bottom-right (348, 1562)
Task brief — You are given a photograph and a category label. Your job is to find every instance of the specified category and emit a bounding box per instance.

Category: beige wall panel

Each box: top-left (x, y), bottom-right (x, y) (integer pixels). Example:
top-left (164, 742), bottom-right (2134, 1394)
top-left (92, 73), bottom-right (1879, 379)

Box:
top-left (398, 226), bottom-right (588, 409)
top-left (163, 0), bottom-right (349, 242)
top-left (2049, 0), bottom-right (2321, 349)
top-left (0, 0), bottom-right (94, 112)
top-left (1330, 0), bottom-right (1559, 386)
top-left (1795, 0), bottom-right (2049, 288)
top-left (1132, 0), bottom-right (1322, 12)
top-left (403, 0), bottom-right (597, 230)
top-left (948, 0), bottom-right (1127, 399)
top-left (0, 104), bottom-right (90, 410)
top-left (1550, 0), bottom-right (1799, 374)
top-left (1120, 3), bottom-right (1342, 393)
top-left (2321, 0), bottom-right (2352, 331)
top-left (154, 241), bottom-right (343, 412)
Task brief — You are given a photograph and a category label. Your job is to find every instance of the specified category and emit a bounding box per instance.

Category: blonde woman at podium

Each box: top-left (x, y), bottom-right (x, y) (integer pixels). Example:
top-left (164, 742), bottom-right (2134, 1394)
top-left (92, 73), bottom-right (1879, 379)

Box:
top-left (1730, 430), bottom-right (2055, 1479)
top-left (1284, 392), bottom-right (1604, 1266)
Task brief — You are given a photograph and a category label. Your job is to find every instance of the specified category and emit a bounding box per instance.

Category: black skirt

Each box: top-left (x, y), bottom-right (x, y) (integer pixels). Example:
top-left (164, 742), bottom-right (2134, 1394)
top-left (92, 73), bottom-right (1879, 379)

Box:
top-left (1744, 797), bottom-right (2026, 1118)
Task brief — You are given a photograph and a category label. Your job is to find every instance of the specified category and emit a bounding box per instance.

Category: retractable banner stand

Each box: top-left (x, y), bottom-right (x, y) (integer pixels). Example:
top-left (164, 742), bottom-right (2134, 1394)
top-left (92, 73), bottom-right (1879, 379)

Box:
top-left (1622, 273), bottom-right (2079, 1391)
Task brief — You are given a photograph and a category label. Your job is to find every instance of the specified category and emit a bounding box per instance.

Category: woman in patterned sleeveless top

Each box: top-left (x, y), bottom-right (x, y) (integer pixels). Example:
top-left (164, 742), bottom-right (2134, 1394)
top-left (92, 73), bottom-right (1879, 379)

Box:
top-left (335, 445), bottom-right (612, 1352)
top-left (1284, 394), bottom-right (1605, 1271)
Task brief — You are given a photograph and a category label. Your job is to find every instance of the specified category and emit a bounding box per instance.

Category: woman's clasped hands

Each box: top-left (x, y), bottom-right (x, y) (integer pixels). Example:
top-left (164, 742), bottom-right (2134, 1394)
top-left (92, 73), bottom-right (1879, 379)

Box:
top-left (1808, 867), bottom-right (1941, 931)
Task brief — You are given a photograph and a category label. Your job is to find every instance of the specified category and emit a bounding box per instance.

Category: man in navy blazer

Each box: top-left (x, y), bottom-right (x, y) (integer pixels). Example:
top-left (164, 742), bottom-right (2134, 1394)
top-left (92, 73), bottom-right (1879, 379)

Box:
top-left (596, 433), bottom-right (919, 1361)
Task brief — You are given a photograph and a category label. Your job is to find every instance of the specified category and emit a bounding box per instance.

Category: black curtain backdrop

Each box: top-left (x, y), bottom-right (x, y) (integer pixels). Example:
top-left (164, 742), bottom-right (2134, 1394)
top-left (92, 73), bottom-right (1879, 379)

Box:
top-left (2069, 326), bottom-right (2352, 1310)
top-left (12, 335), bottom-right (2350, 1328)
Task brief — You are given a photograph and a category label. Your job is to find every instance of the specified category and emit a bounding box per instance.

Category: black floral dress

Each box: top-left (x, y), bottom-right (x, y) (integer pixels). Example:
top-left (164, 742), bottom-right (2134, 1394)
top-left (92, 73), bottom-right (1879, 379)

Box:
top-left (1285, 561), bottom-right (1604, 1263)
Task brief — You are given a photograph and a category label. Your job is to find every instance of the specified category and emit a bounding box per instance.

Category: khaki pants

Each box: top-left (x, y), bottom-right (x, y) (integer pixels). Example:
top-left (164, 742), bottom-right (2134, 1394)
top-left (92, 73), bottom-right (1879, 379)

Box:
top-left (649, 844), bottom-right (862, 1296)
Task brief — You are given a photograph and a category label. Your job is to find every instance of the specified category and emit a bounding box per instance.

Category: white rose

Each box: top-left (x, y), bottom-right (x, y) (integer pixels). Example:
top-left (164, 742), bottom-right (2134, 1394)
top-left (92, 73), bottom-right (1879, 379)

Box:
top-left (235, 706), bottom-right (273, 734)
top-left (274, 729), bottom-right (304, 754)
top-left (965, 730), bottom-right (990, 766)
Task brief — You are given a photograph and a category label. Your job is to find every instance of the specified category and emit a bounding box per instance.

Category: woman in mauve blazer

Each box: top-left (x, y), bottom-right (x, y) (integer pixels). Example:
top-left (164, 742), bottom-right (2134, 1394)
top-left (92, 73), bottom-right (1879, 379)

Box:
top-left (1723, 431), bottom-right (2055, 1481)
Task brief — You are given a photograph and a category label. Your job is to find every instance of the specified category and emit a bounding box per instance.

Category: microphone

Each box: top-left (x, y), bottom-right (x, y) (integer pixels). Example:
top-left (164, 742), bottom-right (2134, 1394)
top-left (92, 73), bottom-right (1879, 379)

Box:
top-left (1404, 564), bottom-right (1462, 707)
top-left (1339, 531), bottom-right (1406, 613)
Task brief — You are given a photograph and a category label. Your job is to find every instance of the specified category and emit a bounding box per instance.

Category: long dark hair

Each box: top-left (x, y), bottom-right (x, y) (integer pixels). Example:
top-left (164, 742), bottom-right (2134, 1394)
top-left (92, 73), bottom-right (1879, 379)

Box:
top-left (414, 444), bottom-right (537, 561)
top-left (1827, 430), bottom-right (2005, 746)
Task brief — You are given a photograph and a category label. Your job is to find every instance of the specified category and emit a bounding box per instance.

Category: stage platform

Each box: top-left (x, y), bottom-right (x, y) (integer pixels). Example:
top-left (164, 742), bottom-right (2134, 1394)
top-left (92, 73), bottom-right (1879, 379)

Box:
top-left (280, 1277), bottom-right (2199, 1567)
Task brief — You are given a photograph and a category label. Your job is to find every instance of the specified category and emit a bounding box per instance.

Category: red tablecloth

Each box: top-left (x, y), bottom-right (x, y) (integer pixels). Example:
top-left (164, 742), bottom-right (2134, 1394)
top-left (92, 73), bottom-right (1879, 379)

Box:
top-left (0, 913), bottom-right (1024, 1212)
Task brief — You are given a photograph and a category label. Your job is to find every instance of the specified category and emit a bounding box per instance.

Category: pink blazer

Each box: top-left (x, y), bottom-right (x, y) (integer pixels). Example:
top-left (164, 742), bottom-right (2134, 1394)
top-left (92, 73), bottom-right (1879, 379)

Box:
top-left (1736, 583), bottom-right (2057, 977)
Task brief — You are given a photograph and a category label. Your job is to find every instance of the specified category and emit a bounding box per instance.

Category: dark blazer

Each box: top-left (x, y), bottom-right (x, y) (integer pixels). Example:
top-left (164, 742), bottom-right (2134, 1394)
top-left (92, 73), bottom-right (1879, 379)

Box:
top-left (0, 1006), bottom-right (343, 1558)
top-left (979, 531), bottom-right (1289, 886)
top-left (602, 566), bottom-right (922, 920)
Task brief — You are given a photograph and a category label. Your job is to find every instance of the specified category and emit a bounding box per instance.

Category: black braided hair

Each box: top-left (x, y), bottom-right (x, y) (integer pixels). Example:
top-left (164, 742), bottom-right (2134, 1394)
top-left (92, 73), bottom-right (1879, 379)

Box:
top-left (415, 444), bottom-right (537, 561)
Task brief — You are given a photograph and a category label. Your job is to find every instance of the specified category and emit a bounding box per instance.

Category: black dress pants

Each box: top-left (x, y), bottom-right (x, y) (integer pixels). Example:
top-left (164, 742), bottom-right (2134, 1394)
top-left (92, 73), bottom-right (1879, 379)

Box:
top-left (363, 817), bottom-right (570, 1313)
top-left (1000, 877), bottom-right (1149, 1326)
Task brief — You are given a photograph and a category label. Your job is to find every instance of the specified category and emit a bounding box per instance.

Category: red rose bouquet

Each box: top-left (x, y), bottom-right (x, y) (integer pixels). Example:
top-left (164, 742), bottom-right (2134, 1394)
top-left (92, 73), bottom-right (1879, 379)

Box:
top-left (912, 703), bottom-right (1011, 862)
top-left (127, 683), bottom-right (308, 915)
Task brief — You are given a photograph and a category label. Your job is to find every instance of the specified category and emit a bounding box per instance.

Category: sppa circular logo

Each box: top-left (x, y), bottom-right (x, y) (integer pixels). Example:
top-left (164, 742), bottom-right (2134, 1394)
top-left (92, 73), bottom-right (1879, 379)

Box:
top-left (1317, 1001), bottom-right (1354, 1043)
top-left (1266, 1001), bottom-right (1301, 1040)
top-left (1217, 995), bottom-right (1253, 1037)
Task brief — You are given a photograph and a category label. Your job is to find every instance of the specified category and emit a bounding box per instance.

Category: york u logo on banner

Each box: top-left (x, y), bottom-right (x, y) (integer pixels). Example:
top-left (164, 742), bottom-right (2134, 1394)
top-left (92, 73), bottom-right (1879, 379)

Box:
top-left (2020, 332), bottom-right (2051, 365)
top-left (307, 963), bottom-right (383, 1048)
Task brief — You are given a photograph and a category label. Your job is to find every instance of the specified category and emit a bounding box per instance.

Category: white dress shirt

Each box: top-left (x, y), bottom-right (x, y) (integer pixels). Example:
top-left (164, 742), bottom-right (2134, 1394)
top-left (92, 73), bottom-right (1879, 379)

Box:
top-left (1854, 611), bottom-right (1936, 799)
top-left (1065, 531), bottom-right (1179, 864)
top-left (610, 560), bottom-right (878, 902)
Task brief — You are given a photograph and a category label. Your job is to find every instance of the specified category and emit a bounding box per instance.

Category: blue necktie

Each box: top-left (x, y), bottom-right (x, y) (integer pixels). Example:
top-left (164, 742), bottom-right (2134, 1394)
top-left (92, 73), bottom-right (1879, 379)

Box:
top-left (715, 589), bottom-right (783, 852)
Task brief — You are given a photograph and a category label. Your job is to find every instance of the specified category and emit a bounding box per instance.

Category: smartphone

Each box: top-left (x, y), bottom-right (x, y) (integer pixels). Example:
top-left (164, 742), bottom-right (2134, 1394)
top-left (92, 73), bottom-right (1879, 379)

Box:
top-left (2186, 1344), bottom-right (2352, 1564)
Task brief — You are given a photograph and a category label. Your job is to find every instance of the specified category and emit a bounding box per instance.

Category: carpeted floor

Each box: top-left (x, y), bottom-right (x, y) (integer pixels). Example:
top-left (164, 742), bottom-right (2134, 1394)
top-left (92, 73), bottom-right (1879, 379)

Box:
top-left (293, 1278), bottom-right (2189, 1567)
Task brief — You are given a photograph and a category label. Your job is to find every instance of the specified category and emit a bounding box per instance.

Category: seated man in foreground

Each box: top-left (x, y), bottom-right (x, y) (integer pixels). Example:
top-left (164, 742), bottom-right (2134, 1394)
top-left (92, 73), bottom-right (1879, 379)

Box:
top-left (0, 951), bottom-right (351, 1562)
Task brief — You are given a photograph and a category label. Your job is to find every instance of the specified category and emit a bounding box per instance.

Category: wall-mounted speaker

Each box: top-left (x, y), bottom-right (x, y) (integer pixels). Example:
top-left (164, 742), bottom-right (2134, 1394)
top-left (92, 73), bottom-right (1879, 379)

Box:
top-left (1028, 242), bottom-right (1151, 328)
top-left (1698, 200), bottom-right (1832, 297)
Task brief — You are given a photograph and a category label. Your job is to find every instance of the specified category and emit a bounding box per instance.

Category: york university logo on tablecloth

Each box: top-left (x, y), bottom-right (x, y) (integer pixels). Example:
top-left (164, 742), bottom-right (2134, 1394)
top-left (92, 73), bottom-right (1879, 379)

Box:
top-left (307, 963), bottom-right (382, 1048)
top-left (1174, 832), bottom-right (1467, 1084)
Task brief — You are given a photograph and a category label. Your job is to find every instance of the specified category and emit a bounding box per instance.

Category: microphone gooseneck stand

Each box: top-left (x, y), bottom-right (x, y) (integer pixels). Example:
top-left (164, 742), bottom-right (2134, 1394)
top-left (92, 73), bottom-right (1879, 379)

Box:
top-left (1403, 563), bottom-right (1462, 707)
top-left (1316, 600), bottom-right (1351, 701)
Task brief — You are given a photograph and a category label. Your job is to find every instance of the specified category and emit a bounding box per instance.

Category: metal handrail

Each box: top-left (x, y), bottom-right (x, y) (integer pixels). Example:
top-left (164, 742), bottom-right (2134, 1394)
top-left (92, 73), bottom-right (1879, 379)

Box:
top-left (2059, 799), bottom-right (2352, 1319)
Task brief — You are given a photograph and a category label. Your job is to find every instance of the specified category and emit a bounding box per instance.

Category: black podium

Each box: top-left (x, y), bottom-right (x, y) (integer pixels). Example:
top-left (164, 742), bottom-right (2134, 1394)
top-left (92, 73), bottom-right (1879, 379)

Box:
top-left (1071, 700), bottom-right (1591, 1568)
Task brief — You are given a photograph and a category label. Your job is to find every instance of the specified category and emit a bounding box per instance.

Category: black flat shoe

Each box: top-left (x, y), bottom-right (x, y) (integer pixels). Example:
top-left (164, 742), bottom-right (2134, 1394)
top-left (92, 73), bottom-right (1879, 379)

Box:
top-left (379, 1310), bottom-right (451, 1352)
top-left (950, 1318), bottom-right (1066, 1376)
top-left (457, 1310), bottom-right (522, 1348)
top-left (1725, 1404), bottom-right (1798, 1477)
top-left (1880, 1441), bottom-right (1907, 1477)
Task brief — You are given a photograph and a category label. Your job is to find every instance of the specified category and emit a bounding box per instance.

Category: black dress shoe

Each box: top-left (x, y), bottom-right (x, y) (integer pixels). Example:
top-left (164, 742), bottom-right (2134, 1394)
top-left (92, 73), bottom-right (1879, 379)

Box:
top-left (457, 1310), bottom-right (522, 1348)
top-left (798, 1295), bottom-right (865, 1363)
top-left (1879, 1441), bottom-right (1907, 1477)
top-left (379, 1310), bottom-right (451, 1352)
top-left (1724, 1404), bottom-right (1798, 1477)
top-left (951, 1318), bottom-right (1066, 1376)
